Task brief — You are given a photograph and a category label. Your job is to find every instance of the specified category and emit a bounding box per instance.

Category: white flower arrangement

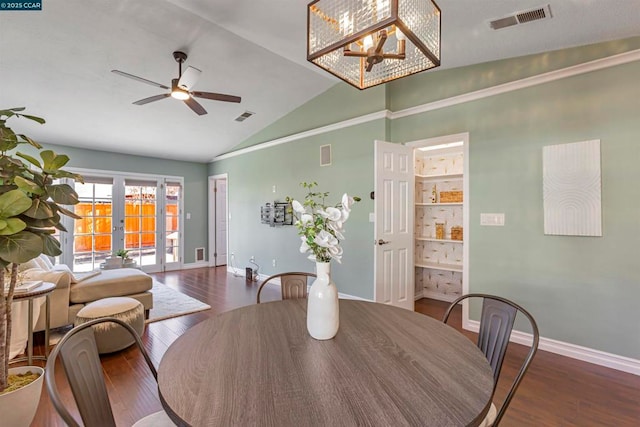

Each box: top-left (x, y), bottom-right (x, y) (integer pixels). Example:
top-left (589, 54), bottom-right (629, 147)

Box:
top-left (288, 182), bottom-right (359, 263)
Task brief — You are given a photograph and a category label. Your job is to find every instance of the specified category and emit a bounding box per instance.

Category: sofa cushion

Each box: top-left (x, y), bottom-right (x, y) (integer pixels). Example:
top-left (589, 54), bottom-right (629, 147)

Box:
top-left (18, 258), bottom-right (42, 272)
top-left (70, 268), bottom-right (152, 304)
top-left (18, 255), bottom-right (54, 272)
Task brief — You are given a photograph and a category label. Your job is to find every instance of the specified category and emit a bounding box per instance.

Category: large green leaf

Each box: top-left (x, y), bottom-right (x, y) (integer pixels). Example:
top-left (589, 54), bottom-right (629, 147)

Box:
top-left (0, 189), bottom-right (31, 217)
top-left (56, 204), bottom-right (81, 220)
top-left (46, 184), bottom-right (79, 205)
top-left (17, 134), bottom-right (42, 149)
top-left (14, 176), bottom-right (45, 196)
top-left (18, 114), bottom-right (45, 124)
top-left (0, 231), bottom-right (42, 264)
top-left (22, 198), bottom-right (54, 219)
top-left (40, 150), bottom-right (54, 166)
top-left (0, 128), bottom-right (18, 151)
top-left (0, 218), bottom-right (26, 235)
top-left (48, 153), bottom-right (70, 171)
top-left (52, 170), bottom-right (85, 183)
top-left (16, 152), bottom-right (42, 169)
top-left (23, 212), bottom-right (60, 227)
top-left (42, 233), bottom-right (62, 257)
top-left (40, 150), bottom-right (69, 172)
top-left (0, 107), bottom-right (25, 115)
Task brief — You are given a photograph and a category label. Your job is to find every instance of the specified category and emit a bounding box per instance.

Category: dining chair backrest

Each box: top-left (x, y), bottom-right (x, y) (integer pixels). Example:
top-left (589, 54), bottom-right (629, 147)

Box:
top-left (442, 294), bottom-right (539, 426)
top-left (256, 272), bottom-right (316, 303)
top-left (45, 317), bottom-right (158, 427)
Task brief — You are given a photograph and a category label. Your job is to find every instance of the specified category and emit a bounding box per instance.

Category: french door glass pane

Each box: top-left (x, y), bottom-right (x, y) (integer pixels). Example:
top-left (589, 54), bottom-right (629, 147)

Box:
top-left (165, 183), bottom-right (181, 264)
top-left (73, 182), bottom-right (113, 272)
top-left (125, 183), bottom-right (157, 267)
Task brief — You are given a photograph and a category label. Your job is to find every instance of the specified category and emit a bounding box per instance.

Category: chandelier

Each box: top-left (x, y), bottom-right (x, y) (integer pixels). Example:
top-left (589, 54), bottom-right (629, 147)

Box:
top-left (307, 0), bottom-right (441, 90)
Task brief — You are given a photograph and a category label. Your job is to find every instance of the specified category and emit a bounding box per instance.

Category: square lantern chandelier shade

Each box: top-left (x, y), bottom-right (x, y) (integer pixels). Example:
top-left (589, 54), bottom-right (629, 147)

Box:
top-left (307, 0), bottom-right (441, 90)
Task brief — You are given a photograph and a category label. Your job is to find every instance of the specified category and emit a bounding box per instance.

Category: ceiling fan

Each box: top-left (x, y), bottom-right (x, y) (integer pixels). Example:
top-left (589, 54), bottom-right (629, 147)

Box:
top-left (112, 51), bottom-right (241, 116)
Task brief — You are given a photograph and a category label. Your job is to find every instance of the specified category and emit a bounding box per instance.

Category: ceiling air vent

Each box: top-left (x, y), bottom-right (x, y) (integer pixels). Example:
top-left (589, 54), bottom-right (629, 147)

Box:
top-left (489, 4), bottom-right (552, 30)
top-left (235, 111), bottom-right (254, 122)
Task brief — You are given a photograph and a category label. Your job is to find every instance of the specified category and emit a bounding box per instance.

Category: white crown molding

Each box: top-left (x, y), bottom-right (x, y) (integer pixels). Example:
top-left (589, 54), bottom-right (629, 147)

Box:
top-left (465, 319), bottom-right (640, 376)
top-left (212, 48), bottom-right (640, 163)
top-left (212, 110), bottom-right (392, 162)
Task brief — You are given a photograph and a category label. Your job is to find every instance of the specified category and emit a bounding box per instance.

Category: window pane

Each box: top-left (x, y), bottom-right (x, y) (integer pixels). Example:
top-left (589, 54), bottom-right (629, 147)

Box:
top-left (141, 217), bottom-right (155, 232)
top-left (166, 246), bottom-right (178, 263)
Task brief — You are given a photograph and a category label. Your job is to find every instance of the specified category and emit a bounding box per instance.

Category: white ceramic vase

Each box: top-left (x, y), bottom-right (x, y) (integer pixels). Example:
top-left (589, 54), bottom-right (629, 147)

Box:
top-left (307, 262), bottom-right (339, 340)
top-left (0, 366), bottom-right (45, 427)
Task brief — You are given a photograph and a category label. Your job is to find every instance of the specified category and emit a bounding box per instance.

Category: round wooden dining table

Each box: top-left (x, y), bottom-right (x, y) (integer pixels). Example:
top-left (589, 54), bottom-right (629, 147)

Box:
top-left (158, 299), bottom-right (493, 427)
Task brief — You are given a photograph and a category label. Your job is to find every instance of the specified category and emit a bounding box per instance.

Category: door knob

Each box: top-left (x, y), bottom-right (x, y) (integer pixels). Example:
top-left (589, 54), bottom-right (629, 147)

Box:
top-left (376, 239), bottom-right (390, 245)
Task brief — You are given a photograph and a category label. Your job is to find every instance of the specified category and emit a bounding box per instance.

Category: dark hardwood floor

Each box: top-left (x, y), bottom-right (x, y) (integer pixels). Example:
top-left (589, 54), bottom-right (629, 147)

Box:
top-left (25, 267), bottom-right (640, 426)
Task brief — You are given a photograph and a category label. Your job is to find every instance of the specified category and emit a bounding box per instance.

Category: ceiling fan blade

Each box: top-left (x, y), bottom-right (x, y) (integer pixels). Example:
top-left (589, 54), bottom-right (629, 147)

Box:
top-left (192, 91), bottom-right (241, 103)
top-left (112, 70), bottom-right (169, 90)
top-left (178, 66), bottom-right (201, 91)
top-left (184, 97), bottom-right (207, 116)
top-left (133, 93), bottom-right (171, 105)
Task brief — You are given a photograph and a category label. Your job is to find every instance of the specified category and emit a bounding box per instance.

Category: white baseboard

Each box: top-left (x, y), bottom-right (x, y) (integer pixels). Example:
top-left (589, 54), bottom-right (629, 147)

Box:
top-left (230, 267), bottom-right (369, 301)
top-left (465, 319), bottom-right (640, 376)
top-left (421, 290), bottom-right (458, 303)
top-left (181, 261), bottom-right (211, 270)
top-left (226, 266), bottom-right (265, 282)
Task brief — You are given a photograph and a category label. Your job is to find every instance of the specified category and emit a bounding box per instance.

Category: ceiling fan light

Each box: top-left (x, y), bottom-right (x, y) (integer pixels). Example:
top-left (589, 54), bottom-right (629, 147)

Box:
top-left (171, 89), bottom-right (190, 100)
top-left (171, 78), bottom-right (190, 100)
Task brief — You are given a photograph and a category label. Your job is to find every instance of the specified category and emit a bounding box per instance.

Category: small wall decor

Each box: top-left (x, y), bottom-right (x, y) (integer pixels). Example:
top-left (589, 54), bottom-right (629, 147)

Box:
top-left (261, 202), bottom-right (293, 227)
top-left (543, 140), bottom-right (602, 236)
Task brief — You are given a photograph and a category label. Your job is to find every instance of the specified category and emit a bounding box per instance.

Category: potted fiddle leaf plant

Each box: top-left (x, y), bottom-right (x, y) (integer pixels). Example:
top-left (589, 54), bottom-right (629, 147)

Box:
top-left (0, 107), bottom-right (83, 426)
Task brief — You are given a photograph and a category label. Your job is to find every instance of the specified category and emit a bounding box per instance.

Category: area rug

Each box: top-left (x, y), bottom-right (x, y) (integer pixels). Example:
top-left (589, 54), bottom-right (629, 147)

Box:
top-left (147, 282), bottom-right (211, 323)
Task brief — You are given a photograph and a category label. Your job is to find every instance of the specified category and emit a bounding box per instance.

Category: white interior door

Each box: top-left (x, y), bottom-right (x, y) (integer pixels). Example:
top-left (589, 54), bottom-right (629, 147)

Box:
top-left (214, 178), bottom-right (228, 266)
top-left (374, 140), bottom-right (415, 310)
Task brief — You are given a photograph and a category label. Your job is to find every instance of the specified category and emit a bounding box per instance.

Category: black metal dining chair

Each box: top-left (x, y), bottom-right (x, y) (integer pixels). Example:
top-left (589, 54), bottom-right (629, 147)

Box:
top-left (443, 294), bottom-right (539, 426)
top-left (45, 317), bottom-right (176, 427)
top-left (256, 272), bottom-right (316, 303)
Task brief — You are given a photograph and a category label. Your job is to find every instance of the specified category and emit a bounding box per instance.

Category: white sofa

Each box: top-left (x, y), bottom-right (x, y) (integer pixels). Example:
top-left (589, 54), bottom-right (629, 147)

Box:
top-left (19, 255), bottom-right (154, 331)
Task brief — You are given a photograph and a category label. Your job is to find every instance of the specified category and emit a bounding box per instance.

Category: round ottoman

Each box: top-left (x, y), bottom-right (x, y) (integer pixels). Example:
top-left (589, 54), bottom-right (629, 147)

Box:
top-left (75, 297), bottom-right (145, 354)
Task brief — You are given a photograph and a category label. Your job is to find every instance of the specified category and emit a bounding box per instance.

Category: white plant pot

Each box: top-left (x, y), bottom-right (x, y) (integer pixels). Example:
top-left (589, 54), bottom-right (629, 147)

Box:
top-left (307, 262), bottom-right (339, 340)
top-left (0, 366), bottom-right (45, 427)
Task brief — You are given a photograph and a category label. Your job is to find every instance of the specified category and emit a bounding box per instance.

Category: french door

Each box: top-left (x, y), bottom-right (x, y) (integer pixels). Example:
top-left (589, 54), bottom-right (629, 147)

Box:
top-left (61, 173), bottom-right (183, 273)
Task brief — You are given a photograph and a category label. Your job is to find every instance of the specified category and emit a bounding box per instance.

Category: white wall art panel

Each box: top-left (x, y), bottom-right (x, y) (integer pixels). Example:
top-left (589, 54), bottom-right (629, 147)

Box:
top-left (543, 140), bottom-right (602, 236)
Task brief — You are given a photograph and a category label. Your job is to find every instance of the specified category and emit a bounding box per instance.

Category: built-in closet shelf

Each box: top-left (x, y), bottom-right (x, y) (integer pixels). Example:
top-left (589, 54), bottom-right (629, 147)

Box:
top-left (415, 262), bottom-right (463, 273)
top-left (415, 202), bottom-right (463, 207)
top-left (415, 237), bottom-right (463, 244)
top-left (415, 145), bottom-right (465, 303)
top-left (415, 173), bottom-right (463, 181)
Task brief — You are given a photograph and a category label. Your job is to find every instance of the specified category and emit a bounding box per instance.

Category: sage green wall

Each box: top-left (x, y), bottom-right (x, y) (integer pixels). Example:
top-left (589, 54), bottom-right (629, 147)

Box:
top-left (390, 46), bottom-right (640, 358)
top-left (24, 143), bottom-right (209, 264)
top-left (211, 37), bottom-right (640, 358)
top-left (232, 82), bottom-right (387, 150)
top-left (210, 120), bottom-right (384, 299)
top-left (388, 36), bottom-right (640, 111)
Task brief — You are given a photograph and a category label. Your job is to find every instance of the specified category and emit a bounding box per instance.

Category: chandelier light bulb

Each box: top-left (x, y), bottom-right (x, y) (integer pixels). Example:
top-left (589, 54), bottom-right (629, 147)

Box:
top-left (363, 34), bottom-right (374, 51)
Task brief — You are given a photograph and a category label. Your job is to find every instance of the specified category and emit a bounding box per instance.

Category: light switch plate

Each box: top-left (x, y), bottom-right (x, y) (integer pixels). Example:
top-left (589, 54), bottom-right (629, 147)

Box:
top-left (369, 212), bottom-right (375, 222)
top-left (480, 213), bottom-right (505, 226)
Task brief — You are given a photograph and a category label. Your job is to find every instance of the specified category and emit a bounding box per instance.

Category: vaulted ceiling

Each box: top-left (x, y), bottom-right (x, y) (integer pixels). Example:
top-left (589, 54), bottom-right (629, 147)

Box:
top-left (1, 1), bottom-right (639, 162)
